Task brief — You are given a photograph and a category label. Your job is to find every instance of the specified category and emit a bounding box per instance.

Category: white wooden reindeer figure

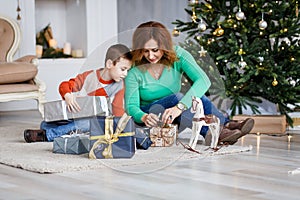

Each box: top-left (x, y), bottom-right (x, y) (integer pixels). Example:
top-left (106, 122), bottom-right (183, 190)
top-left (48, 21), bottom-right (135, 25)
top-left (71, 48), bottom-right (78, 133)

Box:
top-left (189, 96), bottom-right (221, 150)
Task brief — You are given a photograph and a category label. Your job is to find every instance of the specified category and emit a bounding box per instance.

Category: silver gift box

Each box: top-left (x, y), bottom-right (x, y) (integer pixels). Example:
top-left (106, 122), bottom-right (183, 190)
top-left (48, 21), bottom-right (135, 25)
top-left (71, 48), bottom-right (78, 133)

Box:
top-left (44, 96), bottom-right (111, 122)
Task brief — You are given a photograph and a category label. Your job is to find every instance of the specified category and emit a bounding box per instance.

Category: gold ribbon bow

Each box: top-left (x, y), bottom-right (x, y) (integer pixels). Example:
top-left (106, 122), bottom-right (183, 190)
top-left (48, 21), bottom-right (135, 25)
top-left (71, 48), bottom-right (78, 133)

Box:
top-left (89, 113), bottom-right (134, 159)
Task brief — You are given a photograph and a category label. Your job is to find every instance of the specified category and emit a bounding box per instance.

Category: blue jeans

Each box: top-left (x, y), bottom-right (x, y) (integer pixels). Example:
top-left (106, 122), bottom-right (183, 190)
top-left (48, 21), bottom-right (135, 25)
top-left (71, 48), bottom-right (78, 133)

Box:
top-left (41, 118), bottom-right (90, 142)
top-left (140, 93), bottom-right (229, 137)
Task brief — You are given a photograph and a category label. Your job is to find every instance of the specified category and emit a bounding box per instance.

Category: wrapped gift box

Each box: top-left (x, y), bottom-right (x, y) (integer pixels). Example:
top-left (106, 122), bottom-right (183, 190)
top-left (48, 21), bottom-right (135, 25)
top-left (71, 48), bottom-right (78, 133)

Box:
top-left (150, 124), bottom-right (177, 147)
top-left (53, 134), bottom-right (90, 154)
top-left (89, 114), bottom-right (135, 159)
top-left (44, 96), bottom-right (110, 122)
top-left (288, 112), bottom-right (300, 126)
top-left (135, 127), bottom-right (152, 150)
top-left (232, 115), bottom-right (287, 134)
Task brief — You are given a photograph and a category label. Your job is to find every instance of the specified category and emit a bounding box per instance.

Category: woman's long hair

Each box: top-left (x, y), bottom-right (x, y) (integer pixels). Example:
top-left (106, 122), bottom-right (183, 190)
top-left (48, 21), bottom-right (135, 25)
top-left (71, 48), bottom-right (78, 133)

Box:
top-left (131, 21), bottom-right (178, 68)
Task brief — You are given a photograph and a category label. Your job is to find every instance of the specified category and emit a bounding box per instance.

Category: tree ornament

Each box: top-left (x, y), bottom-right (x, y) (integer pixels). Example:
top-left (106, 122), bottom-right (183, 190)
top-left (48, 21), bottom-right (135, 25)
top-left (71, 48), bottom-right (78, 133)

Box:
top-left (198, 46), bottom-right (207, 57)
top-left (259, 20), bottom-right (268, 30)
top-left (258, 56), bottom-right (264, 62)
top-left (272, 77), bottom-right (278, 86)
top-left (236, 0), bottom-right (245, 20)
top-left (239, 56), bottom-right (247, 69)
top-left (238, 48), bottom-right (245, 55)
top-left (236, 11), bottom-right (245, 20)
top-left (226, 16), bottom-right (234, 27)
top-left (191, 7), bottom-right (197, 23)
top-left (259, 13), bottom-right (268, 30)
top-left (172, 27), bottom-right (180, 37)
top-left (213, 25), bottom-right (224, 36)
top-left (198, 19), bottom-right (206, 32)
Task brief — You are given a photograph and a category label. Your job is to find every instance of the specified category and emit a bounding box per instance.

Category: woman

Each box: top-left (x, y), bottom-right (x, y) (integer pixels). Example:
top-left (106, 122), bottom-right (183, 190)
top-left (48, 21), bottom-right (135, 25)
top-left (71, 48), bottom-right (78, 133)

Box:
top-left (125, 21), bottom-right (254, 145)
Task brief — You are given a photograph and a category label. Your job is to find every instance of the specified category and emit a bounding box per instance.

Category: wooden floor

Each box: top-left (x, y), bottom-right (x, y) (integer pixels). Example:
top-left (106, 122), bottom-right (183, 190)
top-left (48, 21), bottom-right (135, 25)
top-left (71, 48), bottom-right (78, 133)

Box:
top-left (0, 110), bottom-right (300, 200)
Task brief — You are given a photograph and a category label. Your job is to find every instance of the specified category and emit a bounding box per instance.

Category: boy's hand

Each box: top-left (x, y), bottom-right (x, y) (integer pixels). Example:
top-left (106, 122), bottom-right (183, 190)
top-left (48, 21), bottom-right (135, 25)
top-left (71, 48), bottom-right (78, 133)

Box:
top-left (64, 93), bottom-right (81, 113)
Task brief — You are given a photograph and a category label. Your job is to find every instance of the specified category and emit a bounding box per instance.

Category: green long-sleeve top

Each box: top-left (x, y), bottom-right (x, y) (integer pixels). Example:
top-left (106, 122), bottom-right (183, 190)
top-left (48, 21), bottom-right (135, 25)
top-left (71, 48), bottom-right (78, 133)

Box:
top-left (125, 45), bottom-right (211, 123)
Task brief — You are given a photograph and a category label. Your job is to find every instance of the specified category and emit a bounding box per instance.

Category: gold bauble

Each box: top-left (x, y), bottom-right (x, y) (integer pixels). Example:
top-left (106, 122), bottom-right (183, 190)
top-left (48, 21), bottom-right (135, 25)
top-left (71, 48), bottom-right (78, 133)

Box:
top-left (214, 26), bottom-right (224, 36)
top-left (172, 28), bottom-right (180, 37)
top-left (272, 78), bottom-right (278, 86)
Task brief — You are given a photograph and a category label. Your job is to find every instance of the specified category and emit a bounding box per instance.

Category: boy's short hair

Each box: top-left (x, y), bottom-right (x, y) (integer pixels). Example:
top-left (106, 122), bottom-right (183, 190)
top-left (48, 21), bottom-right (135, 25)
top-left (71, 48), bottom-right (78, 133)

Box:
top-left (105, 44), bottom-right (132, 65)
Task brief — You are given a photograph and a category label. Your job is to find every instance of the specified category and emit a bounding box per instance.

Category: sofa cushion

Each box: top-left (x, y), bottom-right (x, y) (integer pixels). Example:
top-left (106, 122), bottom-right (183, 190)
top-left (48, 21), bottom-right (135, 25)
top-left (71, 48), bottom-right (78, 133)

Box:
top-left (0, 83), bottom-right (39, 94)
top-left (0, 62), bottom-right (37, 84)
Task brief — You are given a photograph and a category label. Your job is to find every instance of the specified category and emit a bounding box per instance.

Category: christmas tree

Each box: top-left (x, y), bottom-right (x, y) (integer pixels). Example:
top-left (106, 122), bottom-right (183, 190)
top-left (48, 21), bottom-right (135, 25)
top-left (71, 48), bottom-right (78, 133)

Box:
top-left (173, 0), bottom-right (300, 125)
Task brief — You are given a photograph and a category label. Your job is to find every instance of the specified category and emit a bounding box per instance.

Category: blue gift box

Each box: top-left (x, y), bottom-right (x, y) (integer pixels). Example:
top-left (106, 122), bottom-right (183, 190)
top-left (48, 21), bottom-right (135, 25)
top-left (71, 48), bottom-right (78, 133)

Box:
top-left (89, 114), bottom-right (135, 159)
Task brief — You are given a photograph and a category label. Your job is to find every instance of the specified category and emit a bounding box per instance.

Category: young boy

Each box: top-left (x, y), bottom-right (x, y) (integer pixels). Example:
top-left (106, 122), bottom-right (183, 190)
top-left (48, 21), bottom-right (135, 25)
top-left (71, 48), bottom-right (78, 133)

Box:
top-left (24, 44), bottom-right (132, 142)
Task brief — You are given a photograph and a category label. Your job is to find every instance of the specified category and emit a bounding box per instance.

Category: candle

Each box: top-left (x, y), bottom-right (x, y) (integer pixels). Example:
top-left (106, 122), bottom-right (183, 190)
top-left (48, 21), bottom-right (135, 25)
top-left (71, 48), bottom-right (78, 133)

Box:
top-left (49, 39), bottom-right (57, 48)
top-left (36, 45), bottom-right (43, 58)
top-left (63, 42), bottom-right (71, 55)
top-left (71, 49), bottom-right (83, 58)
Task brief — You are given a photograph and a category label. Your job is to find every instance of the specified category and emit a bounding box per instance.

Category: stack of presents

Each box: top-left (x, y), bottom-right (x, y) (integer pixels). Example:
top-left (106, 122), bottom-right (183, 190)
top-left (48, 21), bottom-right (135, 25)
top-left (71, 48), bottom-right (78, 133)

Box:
top-left (43, 96), bottom-right (177, 159)
top-left (44, 96), bottom-right (296, 159)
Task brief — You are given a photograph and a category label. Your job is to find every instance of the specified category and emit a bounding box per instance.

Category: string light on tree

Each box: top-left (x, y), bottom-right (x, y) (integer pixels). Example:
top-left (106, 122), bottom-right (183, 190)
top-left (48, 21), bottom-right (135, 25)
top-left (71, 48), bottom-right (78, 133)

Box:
top-left (188, 0), bottom-right (199, 5)
top-left (291, 57), bottom-right (295, 62)
top-left (280, 28), bottom-right (288, 33)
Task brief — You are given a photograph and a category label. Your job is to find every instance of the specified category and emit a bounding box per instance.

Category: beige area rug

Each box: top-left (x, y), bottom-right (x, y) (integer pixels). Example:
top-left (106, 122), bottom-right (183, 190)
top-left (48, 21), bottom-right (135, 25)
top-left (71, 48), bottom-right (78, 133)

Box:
top-left (0, 125), bottom-right (253, 174)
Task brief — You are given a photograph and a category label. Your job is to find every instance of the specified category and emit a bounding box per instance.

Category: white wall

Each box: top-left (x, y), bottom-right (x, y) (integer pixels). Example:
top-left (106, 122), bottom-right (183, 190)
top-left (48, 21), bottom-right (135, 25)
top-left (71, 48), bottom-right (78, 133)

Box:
top-left (0, 0), bottom-right (36, 58)
top-left (0, 0), bottom-right (118, 111)
top-left (0, 0), bottom-right (188, 112)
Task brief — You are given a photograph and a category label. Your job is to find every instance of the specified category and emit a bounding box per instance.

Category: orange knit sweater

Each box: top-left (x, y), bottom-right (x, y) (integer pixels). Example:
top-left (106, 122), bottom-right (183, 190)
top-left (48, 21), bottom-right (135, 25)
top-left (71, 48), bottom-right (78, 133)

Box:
top-left (59, 69), bottom-right (125, 117)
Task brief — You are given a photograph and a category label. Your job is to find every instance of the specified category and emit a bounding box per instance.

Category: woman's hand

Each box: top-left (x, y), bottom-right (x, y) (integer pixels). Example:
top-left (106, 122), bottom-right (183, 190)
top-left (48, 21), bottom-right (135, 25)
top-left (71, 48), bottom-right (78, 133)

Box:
top-left (142, 113), bottom-right (160, 127)
top-left (64, 93), bottom-right (81, 113)
top-left (162, 106), bottom-right (182, 124)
